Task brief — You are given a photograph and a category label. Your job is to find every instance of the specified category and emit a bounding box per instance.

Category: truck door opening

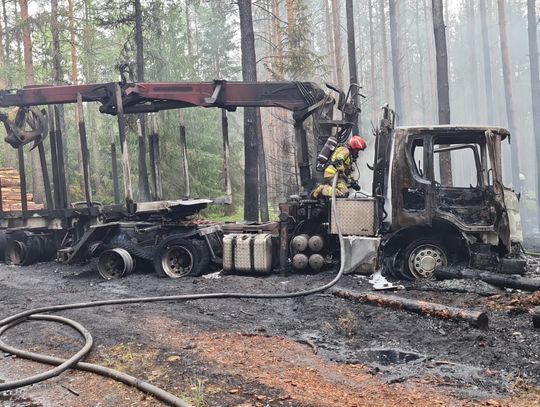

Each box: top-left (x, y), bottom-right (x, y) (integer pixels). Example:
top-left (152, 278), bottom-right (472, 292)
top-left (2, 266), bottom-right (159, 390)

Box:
top-left (433, 137), bottom-right (495, 227)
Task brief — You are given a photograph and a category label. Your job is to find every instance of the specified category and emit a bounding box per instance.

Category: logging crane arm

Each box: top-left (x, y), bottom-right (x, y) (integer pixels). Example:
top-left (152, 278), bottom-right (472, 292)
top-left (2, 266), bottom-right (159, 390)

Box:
top-left (0, 80), bottom-right (327, 118)
top-left (0, 79), bottom-right (358, 189)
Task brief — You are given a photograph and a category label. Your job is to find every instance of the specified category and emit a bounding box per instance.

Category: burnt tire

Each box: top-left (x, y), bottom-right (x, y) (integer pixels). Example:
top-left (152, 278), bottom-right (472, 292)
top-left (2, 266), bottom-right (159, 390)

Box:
top-left (153, 237), bottom-right (210, 278)
top-left (401, 239), bottom-right (448, 279)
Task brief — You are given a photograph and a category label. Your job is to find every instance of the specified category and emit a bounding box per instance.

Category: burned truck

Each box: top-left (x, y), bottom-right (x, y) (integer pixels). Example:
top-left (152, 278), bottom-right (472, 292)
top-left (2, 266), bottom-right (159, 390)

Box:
top-left (0, 79), bottom-right (342, 278)
top-left (279, 105), bottom-right (525, 279)
top-left (0, 79), bottom-right (526, 279)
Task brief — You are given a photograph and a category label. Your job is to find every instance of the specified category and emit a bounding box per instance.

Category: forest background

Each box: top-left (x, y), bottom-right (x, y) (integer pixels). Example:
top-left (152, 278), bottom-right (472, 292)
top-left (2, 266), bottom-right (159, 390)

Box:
top-left (0, 0), bottom-right (539, 228)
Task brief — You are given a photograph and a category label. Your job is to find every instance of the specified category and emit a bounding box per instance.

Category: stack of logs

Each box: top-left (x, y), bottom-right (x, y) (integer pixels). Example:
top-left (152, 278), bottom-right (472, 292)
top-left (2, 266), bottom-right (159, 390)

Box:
top-left (0, 167), bottom-right (44, 211)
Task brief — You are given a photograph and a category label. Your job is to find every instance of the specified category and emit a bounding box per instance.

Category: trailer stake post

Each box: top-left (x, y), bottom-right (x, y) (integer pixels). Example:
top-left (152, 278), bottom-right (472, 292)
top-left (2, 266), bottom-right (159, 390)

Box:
top-left (149, 113), bottom-right (162, 200)
top-left (47, 106), bottom-right (60, 209)
top-left (54, 106), bottom-right (68, 208)
top-left (178, 110), bottom-right (190, 199)
top-left (114, 83), bottom-right (133, 204)
top-left (110, 125), bottom-right (121, 205)
top-left (17, 147), bottom-right (27, 215)
top-left (77, 94), bottom-right (93, 207)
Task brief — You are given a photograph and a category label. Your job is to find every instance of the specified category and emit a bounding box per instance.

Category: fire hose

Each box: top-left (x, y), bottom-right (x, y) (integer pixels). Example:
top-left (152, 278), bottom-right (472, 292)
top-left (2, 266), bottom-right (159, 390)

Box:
top-left (0, 175), bottom-right (347, 406)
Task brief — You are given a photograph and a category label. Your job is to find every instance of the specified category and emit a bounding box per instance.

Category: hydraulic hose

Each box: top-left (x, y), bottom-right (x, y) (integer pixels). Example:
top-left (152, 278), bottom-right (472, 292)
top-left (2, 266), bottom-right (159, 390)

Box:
top-left (0, 174), bottom-right (346, 406)
top-left (0, 315), bottom-right (191, 407)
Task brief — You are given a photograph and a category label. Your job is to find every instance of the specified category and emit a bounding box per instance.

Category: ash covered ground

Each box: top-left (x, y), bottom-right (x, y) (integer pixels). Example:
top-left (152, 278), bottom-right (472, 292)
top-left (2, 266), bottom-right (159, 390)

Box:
top-left (0, 242), bottom-right (539, 406)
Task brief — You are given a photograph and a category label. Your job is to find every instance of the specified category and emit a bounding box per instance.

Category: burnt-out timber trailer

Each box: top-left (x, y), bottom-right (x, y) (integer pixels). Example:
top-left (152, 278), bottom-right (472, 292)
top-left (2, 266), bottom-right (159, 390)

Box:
top-left (0, 79), bottom-right (346, 278)
top-left (0, 79), bottom-right (526, 279)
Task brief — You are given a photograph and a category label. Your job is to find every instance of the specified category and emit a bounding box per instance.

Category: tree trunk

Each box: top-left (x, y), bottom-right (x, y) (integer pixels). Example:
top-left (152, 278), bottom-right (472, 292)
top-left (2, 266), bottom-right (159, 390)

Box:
top-left (415, 0), bottom-right (427, 122)
top-left (14, 0), bottom-right (21, 67)
top-left (497, 0), bottom-right (520, 192)
top-left (134, 0), bottom-right (150, 202)
top-left (479, 0), bottom-right (494, 124)
top-left (527, 0), bottom-right (540, 227)
top-left (82, 0), bottom-right (99, 195)
top-left (432, 0), bottom-right (450, 125)
top-left (238, 0), bottom-right (260, 222)
top-left (178, 110), bottom-right (190, 198)
top-left (424, 0), bottom-right (437, 122)
top-left (368, 0), bottom-right (376, 118)
top-left (388, 0), bottom-right (402, 121)
top-left (379, 0), bottom-right (389, 103)
top-left (67, 0), bottom-right (77, 85)
top-left (331, 0), bottom-right (344, 89)
top-left (257, 110), bottom-right (269, 222)
top-left (432, 0), bottom-right (452, 186)
top-left (466, 0), bottom-right (479, 122)
top-left (51, 0), bottom-right (62, 85)
top-left (324, 0), bottom-right (336, 84)
top-left (0, 6), bottom-right (5, 166)
top-left (221, 109), bottom-right (234, 215)
top-left (185, 0), bottom-right (193, 58)
top-left (67, 0), bottom-right (79, 202)
top-left (2, 0), bottom-right (9, 67)
top-left (345, 0), bottom-right (359, 134)
top-left (18, 0), bottom-right (45, 204)
top-left (0, 5), bottom-right (4, 90)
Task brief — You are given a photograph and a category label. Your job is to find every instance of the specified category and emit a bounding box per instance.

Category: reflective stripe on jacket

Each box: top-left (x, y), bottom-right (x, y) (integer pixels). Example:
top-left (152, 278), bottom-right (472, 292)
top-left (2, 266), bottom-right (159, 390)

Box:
top-left (324, 146), bottom-right (352, 179)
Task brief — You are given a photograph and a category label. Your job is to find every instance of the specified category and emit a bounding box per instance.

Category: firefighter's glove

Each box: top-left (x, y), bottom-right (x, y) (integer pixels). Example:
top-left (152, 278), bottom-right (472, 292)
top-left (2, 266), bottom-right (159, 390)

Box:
top-left (350, 181), bottom-right (361, 191)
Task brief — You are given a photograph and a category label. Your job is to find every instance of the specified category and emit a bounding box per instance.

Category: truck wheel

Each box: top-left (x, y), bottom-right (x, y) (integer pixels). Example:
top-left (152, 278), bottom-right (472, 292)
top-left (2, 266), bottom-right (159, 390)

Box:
top-left (402, 239), bottom-right (448, 279)
top-left (153, 238), bottom-right (209, 278)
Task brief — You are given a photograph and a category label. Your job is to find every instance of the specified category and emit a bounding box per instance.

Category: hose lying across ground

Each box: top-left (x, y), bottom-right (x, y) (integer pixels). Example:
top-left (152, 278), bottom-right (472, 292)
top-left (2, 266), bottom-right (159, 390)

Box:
top-left (0, 176), bottom-right (346, 406)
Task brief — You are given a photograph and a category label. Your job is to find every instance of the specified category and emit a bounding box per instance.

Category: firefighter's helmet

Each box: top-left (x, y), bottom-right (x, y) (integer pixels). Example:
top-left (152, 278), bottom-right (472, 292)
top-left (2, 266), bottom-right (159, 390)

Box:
top-left (348, 135), bottom-right (367, 151)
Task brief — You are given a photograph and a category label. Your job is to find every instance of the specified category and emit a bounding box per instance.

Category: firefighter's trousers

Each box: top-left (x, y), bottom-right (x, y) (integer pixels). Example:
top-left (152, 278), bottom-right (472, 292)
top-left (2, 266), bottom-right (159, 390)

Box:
top-left (311, 176), bottom-right (349, 198)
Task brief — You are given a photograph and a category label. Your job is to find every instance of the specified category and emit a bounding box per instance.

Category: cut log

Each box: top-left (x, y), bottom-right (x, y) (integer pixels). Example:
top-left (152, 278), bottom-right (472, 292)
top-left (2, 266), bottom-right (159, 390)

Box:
top-left (0, 179), bottom-right (21, 187)
top-left (331, 288), bottom-right (488, 329)
top-left (3, 203), bottom-right (43, 211)
top-left (0, 167), bottom-right (43, 211)
top-left (435, 267), bottom-right (540, 292)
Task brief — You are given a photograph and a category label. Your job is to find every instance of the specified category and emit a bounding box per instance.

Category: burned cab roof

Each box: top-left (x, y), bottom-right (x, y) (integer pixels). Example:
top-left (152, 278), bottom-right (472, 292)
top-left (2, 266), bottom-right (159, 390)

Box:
top-left (395, 125), bottom-right (510, 141)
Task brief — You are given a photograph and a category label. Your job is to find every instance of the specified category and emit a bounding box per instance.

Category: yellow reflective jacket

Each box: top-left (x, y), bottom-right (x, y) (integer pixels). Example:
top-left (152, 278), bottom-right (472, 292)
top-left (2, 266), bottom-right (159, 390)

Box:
top-left (324, 146), bottom-right (353, 179)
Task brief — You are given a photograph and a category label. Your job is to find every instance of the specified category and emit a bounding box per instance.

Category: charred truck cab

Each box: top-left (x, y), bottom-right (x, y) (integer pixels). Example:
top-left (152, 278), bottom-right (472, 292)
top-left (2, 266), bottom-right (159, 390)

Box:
top-left (284, 106), bottom-right (526, 279)
top-left (380, 119), bottom-right (525, 278)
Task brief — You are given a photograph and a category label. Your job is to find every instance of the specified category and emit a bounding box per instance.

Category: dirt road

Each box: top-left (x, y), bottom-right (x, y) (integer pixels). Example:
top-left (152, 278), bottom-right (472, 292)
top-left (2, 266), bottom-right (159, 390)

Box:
top-left (0, 258), bottom-right (539, 406)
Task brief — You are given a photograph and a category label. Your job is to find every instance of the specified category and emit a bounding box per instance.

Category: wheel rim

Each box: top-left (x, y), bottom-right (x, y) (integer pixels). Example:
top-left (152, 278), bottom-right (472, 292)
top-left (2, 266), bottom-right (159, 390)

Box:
top-left (97, 248), bottom-right (134, 279)
top-left (407, 244), bottom-right (447, 278)
top-left (8, 240), bottom-right (26, 265)
top-left (161, 245), bottom-right (194, 278)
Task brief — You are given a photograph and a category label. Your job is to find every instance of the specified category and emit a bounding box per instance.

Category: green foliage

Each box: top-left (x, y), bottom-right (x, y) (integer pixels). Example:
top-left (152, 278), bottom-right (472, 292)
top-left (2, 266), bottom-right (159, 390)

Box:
top-left (274, 2), bottom-right (326, 81)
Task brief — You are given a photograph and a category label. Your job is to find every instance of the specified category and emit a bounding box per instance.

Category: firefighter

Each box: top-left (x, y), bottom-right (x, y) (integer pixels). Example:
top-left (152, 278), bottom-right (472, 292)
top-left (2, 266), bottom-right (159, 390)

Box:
top-left (311, 135), bottom-right (367, 199)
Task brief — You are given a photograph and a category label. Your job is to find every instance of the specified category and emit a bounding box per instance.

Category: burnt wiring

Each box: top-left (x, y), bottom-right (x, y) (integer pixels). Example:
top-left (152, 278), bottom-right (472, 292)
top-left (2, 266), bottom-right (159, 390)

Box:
top-left (0, 175), bottom-right (347, 407)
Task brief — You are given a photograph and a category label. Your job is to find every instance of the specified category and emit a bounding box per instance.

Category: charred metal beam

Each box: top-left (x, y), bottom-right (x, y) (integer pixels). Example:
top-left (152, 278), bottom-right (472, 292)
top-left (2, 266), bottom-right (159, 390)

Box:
top-left (110, 130), bottom-right (120, 205)
top-left (332, 289), bottom-right (488, 329)
top-left (114, 83), bottom-right (133, 203)
top-left (294, 122), bottom-right (311, 189)
top-left (54, 106), bottom-right (68, 209)
top-left (0, 81), bottom-right (327, 121)
top-left (48, 106), bottom-right (60, 210)
top-left (148, 113), bottom-right (162, 200)
top-left (17, 147), bottom-right (27, 215)
top-left (0, 83), bottom-right (112, 107)
top-left (37, 142), bottom-right (53, 211)
top-left (77, 94), bottom-right (93, 207)
top-left (178, 110), bottom-right (190, 199)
